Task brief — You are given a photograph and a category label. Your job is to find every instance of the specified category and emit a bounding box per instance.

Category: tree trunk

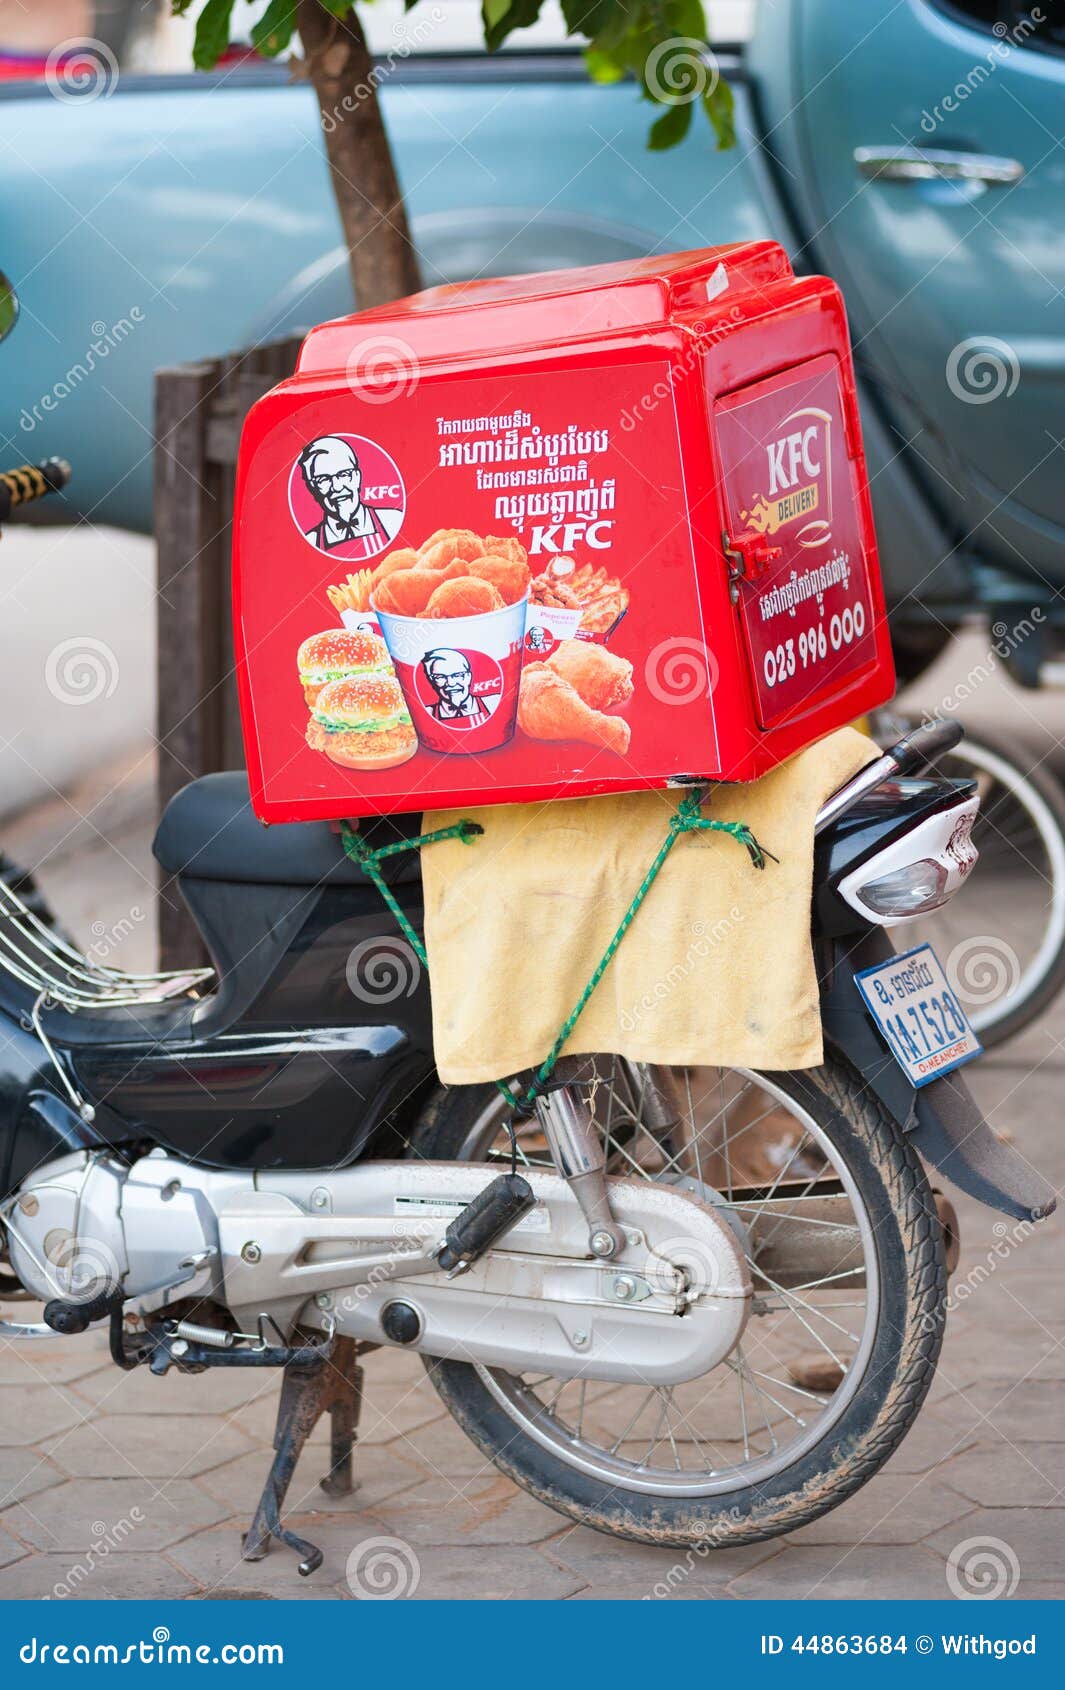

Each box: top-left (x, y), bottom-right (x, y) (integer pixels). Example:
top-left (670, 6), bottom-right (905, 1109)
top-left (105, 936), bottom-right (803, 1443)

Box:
top-left (296, 0), bottom-right (421, 309)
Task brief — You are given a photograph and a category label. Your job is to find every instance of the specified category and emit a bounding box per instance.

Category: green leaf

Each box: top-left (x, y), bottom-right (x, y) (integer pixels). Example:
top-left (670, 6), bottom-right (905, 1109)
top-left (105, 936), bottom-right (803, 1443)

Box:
top-left (481, 0), bottom-right (544, 53)
top-left (560, 0), bottom-right (615, 36)
top-left (192, 0), bottom-right (236, 69)
top-left (251, 0), bottom-right (297, 58)
top-left (666, 0), bottom-right (709, 38)
top-left (648, 98), bottom-right (692, 150)
top-left (317, 0), bottom-right (354, 17)
top-left (583, 45), bottom-right (625, 83)
top-left (703, 76), bottom-right (736, 150)
top-left (170, 1), bottom-right (197, 16)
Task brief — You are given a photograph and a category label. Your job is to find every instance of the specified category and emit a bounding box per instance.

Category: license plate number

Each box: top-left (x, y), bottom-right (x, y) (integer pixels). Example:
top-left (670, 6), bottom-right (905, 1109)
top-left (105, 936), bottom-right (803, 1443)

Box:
top-left (854, 943), bottom-right (982, 1087)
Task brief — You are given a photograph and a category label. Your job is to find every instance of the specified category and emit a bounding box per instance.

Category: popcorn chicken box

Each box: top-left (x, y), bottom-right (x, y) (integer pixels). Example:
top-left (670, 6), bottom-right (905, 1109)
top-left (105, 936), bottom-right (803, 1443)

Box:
top-left (233, 243), bottom-right (894, 821)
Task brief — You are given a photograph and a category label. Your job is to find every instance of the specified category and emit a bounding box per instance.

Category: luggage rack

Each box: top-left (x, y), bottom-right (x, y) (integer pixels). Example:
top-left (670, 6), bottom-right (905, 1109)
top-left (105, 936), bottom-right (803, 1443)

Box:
top-left (0, 873), bottom-right (214, 1012)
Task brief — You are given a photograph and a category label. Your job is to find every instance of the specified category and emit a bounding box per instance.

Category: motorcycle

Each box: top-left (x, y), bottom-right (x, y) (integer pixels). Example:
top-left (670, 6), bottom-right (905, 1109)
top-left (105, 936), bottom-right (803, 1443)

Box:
top-left (0, 441), bottom-right (1053, 1570)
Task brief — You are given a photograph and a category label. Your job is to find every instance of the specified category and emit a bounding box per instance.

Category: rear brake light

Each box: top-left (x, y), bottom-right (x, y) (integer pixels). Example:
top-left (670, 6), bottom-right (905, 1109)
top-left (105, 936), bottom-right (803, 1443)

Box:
top-left (857, 858), bottom-right (951, 917)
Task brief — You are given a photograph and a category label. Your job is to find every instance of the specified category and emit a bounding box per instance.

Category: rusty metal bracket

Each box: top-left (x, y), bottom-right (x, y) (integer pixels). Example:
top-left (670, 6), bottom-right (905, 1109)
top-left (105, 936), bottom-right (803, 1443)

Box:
top-left (242, 1336), bottom-right (366, 1577)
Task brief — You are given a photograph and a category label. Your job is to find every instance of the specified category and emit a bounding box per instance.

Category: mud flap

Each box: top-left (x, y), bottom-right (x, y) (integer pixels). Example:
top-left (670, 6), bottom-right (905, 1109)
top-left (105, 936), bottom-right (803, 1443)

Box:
top-left (821, 932), bottom-right (1056, 1224)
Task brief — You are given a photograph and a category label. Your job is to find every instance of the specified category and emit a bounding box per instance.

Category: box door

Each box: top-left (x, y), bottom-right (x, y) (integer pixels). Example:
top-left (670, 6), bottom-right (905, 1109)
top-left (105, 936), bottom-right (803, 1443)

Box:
top-left (713, 353), bottom-right (881, 730)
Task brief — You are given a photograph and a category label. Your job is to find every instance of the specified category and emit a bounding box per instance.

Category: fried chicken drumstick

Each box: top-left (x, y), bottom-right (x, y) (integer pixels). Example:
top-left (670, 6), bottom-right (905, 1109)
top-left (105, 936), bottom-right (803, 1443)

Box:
top-left (518, 665), bottom-right (631, 756)
top-left (544, 640), bottom-right (634, 712)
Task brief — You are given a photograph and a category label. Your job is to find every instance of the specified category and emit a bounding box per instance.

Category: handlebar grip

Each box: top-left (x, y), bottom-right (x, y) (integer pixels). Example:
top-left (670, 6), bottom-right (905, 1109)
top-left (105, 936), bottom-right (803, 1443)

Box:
top-left (885, 718), bottom-right (964, 774)
top-left (0, 458), bottom-right (71, 521)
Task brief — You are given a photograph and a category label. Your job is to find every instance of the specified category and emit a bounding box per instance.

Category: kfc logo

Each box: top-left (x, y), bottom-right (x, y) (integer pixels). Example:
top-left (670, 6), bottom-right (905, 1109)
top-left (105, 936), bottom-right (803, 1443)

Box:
top-left (289, 432), bottom-right (406, 562)
top-left (414, 646), bottom-right (504, 730)
top-left (766, 420), bottom-right (824, 494)
top-left (529, 520), bottom-right (614, 555)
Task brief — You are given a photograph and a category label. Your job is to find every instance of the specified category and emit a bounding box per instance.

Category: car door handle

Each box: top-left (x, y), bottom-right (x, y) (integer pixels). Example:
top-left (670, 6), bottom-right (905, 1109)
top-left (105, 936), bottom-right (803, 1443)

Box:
top-left (854, 146), bottom-right (1024, 185)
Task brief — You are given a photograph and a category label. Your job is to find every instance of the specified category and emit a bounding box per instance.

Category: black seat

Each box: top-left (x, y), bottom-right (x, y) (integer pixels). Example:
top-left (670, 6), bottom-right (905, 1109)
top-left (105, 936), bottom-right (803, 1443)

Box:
top-left (152, 772), bottom-right (425, 887)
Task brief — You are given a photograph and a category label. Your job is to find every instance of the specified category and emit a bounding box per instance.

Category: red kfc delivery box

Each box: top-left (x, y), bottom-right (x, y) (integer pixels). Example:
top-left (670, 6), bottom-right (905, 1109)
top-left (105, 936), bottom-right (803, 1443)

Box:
top-left (233, 243), bottom-right (894, 822)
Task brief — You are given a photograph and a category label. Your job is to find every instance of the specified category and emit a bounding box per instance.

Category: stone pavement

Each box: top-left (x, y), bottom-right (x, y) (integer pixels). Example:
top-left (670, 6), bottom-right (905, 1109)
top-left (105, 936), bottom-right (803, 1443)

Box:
top-left (1, 689), bottom-right (1063, 1601)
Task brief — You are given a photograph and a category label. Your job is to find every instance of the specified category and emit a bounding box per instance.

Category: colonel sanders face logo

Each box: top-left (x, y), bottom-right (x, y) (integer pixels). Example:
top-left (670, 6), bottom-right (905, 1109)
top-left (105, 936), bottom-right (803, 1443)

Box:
top-left (289, 433), bottom-right (405, 561)
top-left (420, 648), bottom-right (494, 728)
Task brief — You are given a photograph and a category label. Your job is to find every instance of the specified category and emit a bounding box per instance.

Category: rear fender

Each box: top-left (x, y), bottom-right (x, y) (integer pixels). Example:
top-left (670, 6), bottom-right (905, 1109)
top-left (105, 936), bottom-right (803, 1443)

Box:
top-left (821, 932), bottom-right (1056, 1224)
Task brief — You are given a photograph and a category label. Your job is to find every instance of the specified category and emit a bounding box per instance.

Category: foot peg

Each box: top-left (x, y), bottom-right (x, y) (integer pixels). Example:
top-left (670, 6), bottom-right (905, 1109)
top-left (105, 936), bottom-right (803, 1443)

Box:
top-left (436, 1173), bottom-right (535, 1274)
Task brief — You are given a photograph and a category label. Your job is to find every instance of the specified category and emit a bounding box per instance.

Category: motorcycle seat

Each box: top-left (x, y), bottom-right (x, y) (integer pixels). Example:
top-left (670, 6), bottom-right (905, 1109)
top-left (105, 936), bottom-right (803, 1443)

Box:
top-left (152, 772), bottom-right (424, 887)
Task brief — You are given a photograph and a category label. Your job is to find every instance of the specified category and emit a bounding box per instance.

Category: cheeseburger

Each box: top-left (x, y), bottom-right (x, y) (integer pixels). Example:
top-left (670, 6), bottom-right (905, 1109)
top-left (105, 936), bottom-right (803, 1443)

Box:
top-left (307, 674), bottom-right (417, 771)
top-left (297, 628), bottom-right (389, 706)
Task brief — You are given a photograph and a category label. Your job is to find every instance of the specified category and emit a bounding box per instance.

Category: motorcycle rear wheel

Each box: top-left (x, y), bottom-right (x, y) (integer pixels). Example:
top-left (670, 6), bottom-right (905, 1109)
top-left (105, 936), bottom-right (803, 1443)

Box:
top-left (411, 1057), bottom-right (946, 1549)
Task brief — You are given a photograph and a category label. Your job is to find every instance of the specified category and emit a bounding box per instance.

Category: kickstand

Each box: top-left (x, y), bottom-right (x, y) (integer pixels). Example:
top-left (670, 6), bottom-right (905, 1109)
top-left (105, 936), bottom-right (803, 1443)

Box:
top-left (242, 1336), bottom-right (365, 1576)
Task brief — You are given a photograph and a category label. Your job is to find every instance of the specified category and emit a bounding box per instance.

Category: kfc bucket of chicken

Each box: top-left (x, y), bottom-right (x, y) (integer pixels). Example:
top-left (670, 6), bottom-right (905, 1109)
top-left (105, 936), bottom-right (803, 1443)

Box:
top-left (373, 573), bottom-right (530, 756)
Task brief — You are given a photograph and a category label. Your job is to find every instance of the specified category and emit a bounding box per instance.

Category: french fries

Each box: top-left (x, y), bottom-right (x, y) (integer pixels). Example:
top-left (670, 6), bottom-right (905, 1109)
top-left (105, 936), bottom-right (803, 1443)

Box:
top-left (326, 568), bottom-right (374, 616)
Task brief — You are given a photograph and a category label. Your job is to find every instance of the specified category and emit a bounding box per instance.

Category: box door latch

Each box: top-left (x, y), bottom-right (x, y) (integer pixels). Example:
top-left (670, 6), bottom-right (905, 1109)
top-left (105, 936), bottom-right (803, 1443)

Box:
top-left (722, 529), bottom-right (782, 602)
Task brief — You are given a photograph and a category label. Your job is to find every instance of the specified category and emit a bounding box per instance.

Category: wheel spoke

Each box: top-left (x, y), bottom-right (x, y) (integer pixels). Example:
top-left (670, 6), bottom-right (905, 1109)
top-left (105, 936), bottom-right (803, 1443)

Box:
top-left (461, 1063), bottom-right (880, 1497)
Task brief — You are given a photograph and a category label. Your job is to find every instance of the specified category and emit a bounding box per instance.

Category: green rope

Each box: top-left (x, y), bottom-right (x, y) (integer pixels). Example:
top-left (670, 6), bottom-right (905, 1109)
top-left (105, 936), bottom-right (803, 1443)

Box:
top-left (341, 791), bottom-right (774, 1120)
top-left (340, 818), bottom-right (481, 971)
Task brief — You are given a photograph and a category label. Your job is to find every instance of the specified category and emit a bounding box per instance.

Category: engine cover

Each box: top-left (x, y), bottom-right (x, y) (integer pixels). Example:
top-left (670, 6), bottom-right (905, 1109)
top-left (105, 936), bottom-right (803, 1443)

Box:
top-left (219, 1161), bottom-right (752, 1385)
top-left (5, 1153), bottom-right (751, 1386)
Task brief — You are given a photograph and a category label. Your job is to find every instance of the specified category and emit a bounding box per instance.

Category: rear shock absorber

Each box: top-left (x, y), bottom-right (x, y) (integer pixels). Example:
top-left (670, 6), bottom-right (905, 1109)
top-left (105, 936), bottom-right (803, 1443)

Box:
top-left (536, 1063), bottom-right (626, 1260)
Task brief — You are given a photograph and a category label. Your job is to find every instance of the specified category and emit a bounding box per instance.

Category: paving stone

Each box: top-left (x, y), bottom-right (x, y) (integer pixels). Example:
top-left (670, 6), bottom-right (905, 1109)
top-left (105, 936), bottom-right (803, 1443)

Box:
top-left (0, 1477), bottom-right (228, 1552)
top-left (0, 1524), bottom-right (28, 1569)
top-left (199, 1445), bottom-right (423, 1516)
top-left (362, 1475), bottom-right (562, 1547)
top-left (386, 1414), bottom-right (500, 1482)
top-left (73, 1364), bottom-right (284, 1417)
top-left (572, 1581), bottom-right (735, 1600)
top-left (926, 1508), bottom-right (1065, 1586)
top-left (0, 1449), bottom-right (67, 1509)
top-left (546, 1524), bottom-right (779, 1587)
top-left (237, 1379), bottom-right (444, 1447)
top-left (336, 1542), bottom-right (582, 1601)
top-left (43, 1414), bottom-right (253, 1481)
top-left (881, 1413), bottom-right (979, 1476)
top-left (931, 1381), bottom-right (1065, 1443)
top-left (0, 1552), bottom-right (197, 1600)
top-left (946, 1444), bottom-right (1065, 1509)
top-left (780, 1472), bottom-right (973, 1546)
top-left (730, 1544), bottom-right (949, 1600)
top-left (936, 1324), bottom-right (1065, 1390)
top-left (0, 1333), bottom-right (111, 1385)
top-left (169, 1518), bottom-right (391, 1595)
top-left (0, 1386), bottom-right (87, 1447)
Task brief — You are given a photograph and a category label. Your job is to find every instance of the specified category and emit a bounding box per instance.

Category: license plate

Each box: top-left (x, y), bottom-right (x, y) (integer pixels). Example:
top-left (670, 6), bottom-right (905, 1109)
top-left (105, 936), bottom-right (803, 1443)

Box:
top-left (854, 943), bottom-right (982, 1087)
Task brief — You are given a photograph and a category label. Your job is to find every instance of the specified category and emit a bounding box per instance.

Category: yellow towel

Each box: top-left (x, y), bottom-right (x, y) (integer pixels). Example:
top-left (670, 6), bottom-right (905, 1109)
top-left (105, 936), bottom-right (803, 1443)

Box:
top-left (421, 726), bottom-right (879, 1085)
